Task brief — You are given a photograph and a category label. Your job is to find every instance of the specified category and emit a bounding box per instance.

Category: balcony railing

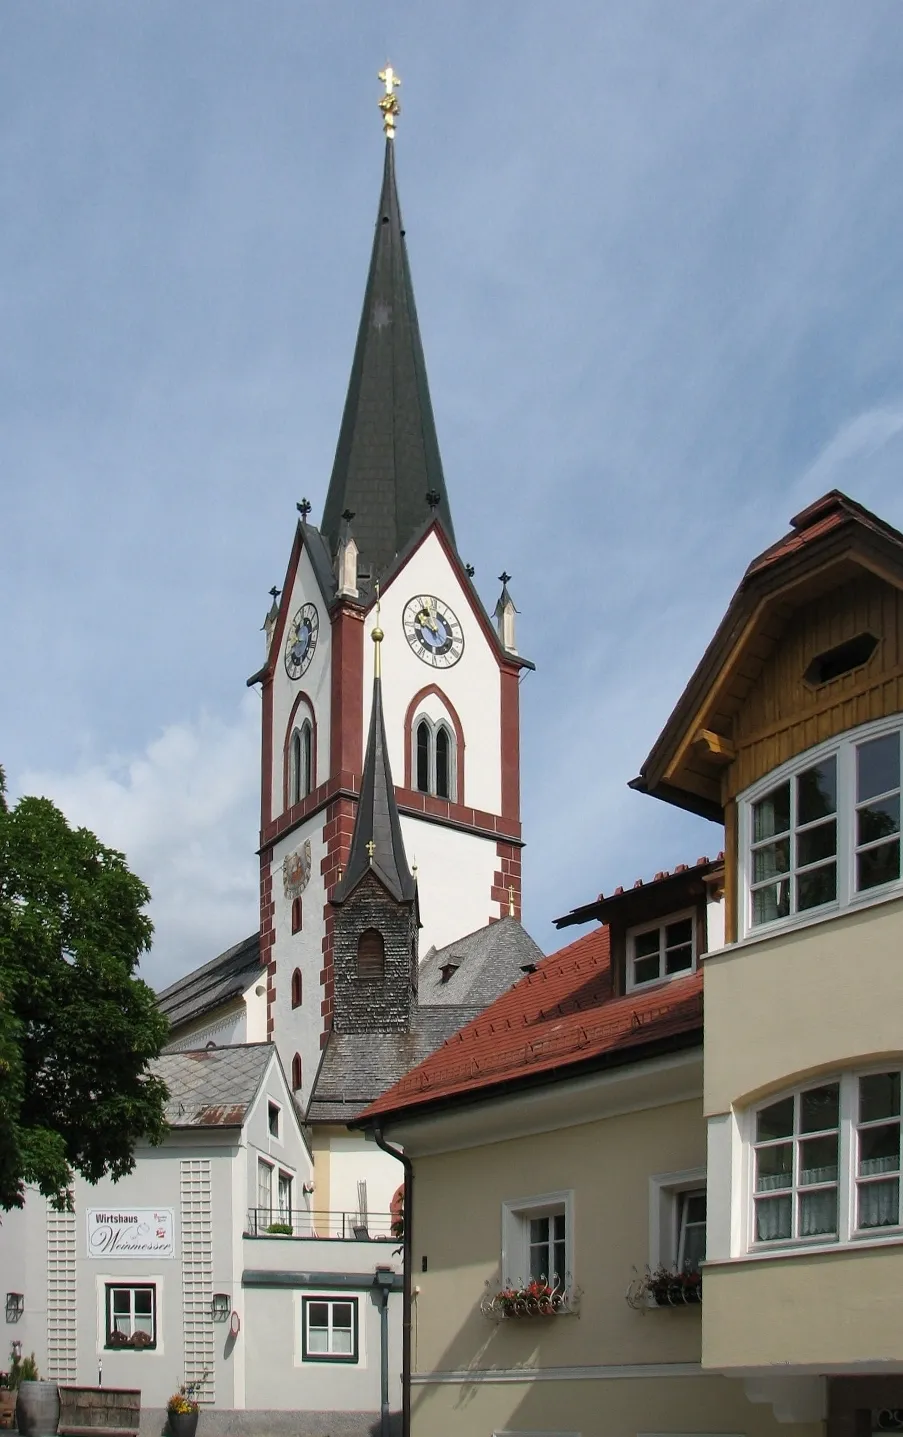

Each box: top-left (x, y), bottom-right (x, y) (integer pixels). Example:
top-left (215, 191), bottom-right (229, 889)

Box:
top-left (245, 1207), bottom-right (397, 1241)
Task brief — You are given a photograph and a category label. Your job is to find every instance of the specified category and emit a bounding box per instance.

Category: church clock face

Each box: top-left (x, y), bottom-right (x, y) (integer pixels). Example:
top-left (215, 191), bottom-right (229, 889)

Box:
top-left (284, 603), bottom-right (319, 680)
top-left (402, 595), bottom-right (464, 669)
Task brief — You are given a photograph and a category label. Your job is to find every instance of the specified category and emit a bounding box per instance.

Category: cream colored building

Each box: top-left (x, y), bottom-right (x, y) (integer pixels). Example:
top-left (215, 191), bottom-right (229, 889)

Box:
top-left (362, 490), bottom-right (903, 1437)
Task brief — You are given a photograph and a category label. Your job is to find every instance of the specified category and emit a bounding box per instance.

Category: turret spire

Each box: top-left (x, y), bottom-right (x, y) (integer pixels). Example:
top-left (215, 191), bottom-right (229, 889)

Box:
top-left (320, 108), bottom-right (455, 581)
top-left (332, 593), bottom-right (415, 905)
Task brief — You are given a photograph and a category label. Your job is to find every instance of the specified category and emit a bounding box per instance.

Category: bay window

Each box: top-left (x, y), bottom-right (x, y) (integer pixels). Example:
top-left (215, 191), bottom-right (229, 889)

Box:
top-left (750, 1069), bottom-right (903, 1248)
top-left (741, 718), bottom-right (903, 935)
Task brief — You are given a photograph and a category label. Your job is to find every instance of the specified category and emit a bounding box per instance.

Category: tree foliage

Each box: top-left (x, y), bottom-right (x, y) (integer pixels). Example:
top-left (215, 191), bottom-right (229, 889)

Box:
top-left (0, 768), bottom-right (169, 1210)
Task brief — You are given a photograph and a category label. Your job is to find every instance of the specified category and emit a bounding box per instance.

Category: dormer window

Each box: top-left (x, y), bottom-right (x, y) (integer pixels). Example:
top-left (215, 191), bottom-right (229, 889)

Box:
top-left (740, 717), bottom-right (903, 936)
top-left (626, 911), bottom-right (696, 991)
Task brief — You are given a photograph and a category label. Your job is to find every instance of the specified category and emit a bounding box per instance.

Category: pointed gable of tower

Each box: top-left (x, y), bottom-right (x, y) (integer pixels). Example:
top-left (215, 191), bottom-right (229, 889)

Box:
top-left (320, 138), bottom-right (455, 581)
top-left (330, 610), bottom-right (419, 1034)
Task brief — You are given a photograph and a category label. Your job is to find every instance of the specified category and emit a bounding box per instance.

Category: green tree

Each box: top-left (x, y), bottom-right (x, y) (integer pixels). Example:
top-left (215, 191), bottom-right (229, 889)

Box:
top-left (0, 768), bottom-right (168, 1210)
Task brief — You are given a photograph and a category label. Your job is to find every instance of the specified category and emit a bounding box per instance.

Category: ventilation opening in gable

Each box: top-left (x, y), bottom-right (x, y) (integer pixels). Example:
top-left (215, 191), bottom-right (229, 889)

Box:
top-left (804, 632), bottom-right (879, 688)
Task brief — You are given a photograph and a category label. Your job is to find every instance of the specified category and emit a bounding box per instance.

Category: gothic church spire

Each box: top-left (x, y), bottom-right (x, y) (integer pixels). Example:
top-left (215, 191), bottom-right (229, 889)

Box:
top-left (320, 138), bottom-right (455, 580)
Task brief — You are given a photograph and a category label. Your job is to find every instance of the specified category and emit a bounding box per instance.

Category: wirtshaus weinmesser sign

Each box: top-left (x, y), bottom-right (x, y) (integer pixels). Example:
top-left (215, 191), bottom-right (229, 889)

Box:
top-left (86, 1209), bottom-right (175, 1258)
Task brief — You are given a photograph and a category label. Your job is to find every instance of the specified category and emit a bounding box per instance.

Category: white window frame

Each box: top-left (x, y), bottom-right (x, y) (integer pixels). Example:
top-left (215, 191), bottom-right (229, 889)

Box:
top-left (257, 1157), bottom-right (274, 1222)
top-left (95, 1274), bottom-right (164, 1356)
top-left (649, 1167), bottom-right (706, 1271)
top-left (626, 909), bottom-right (697, 992)
top-left (501, 1190), bottom-right (574, 1289)
top-left (277, 1170), bottom-right (293, 1224)
top-left (744, 1067), bottom-right (903, 1253)
top-left (738, 715), bottom-right (903, 941)
top-left (105, 1282), bottom-right (157, 1348)
top-left (412, 714), bottom-right (457, 802)
top-left (299, 1294), bottom-right (360, 1364)
top-left (267, 1100), bottom-right (282, 1141)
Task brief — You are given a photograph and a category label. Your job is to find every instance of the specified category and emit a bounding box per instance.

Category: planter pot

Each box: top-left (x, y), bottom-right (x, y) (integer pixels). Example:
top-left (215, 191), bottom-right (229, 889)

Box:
top-left (0, 1393), bottom-right (17, 1431)
top-left (15, 1382), bottom-right (60, 1437)
top-left (167, 1411), bottom-right (199, 1437)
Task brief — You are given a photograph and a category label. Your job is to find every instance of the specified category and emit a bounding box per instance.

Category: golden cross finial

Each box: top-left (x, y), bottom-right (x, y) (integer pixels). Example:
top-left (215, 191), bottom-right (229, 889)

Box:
top-left (378, 65), bottom-right (401, 138)
top-left (508, 885), bottom-right (516, 918)
top-left (366, 839), bottom-right (376, 860)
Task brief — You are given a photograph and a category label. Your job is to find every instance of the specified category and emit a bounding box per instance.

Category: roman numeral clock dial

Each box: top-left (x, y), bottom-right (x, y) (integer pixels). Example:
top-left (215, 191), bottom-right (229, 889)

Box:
top-left (402, 595), bottom-right (465, 669)
top-left (284, 603), bottom-right (319, 680)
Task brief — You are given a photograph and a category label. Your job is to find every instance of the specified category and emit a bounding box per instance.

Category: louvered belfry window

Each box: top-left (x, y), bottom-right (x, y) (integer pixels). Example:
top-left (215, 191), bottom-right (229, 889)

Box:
top-left (357, 928), bottom-right (385, 979)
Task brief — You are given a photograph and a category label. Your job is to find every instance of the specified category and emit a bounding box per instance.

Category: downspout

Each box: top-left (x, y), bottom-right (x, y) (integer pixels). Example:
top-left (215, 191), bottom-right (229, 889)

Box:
top-left (376, 1279), bottom-right (391, 1437)
top-left (372, 1124), bottom-right (412, 1437)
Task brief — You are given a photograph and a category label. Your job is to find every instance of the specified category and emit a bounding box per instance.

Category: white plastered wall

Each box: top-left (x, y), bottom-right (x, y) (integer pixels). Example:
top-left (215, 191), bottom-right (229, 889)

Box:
top-left (326, 1134), bottom-right (404, 1220)
top-left (364, 531), bottom-right (503, 815)
top-left (271, 814), bottom-right (328, 1110)
top-left (401, 816), bottom-right (500, 955)
top-left (269, 542), bottom-right (333, 821)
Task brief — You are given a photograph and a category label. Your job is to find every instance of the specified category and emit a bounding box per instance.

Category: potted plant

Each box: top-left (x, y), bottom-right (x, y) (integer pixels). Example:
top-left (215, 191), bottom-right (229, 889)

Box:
top-left (10, 1354), bottom-right (60, 1437)
top-left (167, 1379), bottom-right (204, 1437)
top-left (265, 1222), bottom-right (293, 1236)
top-left (645, 1266), bottom-right (702, 1306)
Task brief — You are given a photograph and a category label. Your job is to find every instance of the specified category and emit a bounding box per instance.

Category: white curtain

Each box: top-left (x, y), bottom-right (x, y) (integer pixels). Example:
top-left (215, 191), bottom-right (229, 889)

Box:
top-left (859, 1179), bottom-right (899, 1228)
top-left (799, 1189), bottom-right (837, 1236)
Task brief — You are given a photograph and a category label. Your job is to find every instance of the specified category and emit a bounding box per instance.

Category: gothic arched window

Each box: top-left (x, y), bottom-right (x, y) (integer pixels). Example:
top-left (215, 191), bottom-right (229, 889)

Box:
top-left (291, 897), bottom-right (303, 934)
top-left (289, 720), bottom-right (313, 806)
top-left (291, 1053), bottom-right (303, 1090)
top-left (413, 717), bottom-right (456, 801)
top-left (357, 928), bottom-right (385, 980)
top-left (291, 968), bottom-right (303, 1008)
top-left (416, 720), bottom-right (431, 793)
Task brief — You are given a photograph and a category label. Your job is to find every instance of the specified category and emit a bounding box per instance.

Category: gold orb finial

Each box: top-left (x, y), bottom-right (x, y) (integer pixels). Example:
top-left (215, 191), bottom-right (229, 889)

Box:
top-left (372, 581), bottom-right (384, 675)
top-left (378, 65), bottom-right (401, 138)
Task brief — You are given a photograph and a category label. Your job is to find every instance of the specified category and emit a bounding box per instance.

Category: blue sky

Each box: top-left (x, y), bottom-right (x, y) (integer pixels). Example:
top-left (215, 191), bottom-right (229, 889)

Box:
top-left (4, 2), bottom-right (903, 988)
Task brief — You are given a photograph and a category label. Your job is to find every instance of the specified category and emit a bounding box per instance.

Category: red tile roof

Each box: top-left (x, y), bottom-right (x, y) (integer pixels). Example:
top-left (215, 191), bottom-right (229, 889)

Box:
top-left (746, 490), bottom-right (903, 576)
top-left (555, 853), bottom-right (724, 928)
top-left (359, 925), bottom-right (703, 1124)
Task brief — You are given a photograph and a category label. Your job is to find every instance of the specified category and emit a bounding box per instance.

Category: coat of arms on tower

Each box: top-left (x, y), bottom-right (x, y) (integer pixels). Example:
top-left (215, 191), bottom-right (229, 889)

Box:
top-left (283, 840), bottom-right (311, 899)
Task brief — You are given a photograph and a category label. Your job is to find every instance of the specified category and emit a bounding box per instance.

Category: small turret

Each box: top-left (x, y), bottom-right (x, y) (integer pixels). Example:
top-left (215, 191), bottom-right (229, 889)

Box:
top-left (262, 586), bottom-right (281, 655)
top-left (335, 510), bottom-right (360, 599)
top-left (494, 572), bottom-right (518, 655)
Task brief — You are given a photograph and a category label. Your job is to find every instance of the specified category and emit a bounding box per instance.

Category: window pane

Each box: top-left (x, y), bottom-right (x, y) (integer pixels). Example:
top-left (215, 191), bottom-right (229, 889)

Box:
top-left (859, 1123), bottom-right (900, 1175)
top-left (797, 820), bottom-right (837, 868)
top-left (753, 879), bottom-right (790, 926)
top-left (797, 863), bottom-right (837, 911)
top-left (756, 1194), bottom-right (791, 1240)
top-left (859, 1178), bottom-right (900, 1229)
top-left (529, 1216), bottom-right (549, 1245)
top-left (799, 1187), bottom-right (837, 1237)
top-left (529, 1246), bottom-right (549, 1282)
top-left (633, 954), bottom-right (660, 985)
top-left (332, 1303), bottom-right (353, 1329)
top-left (797, 759), bottom-right (837, 824)
top-left (134, 1290), bottom-right (153, 1317)
top-left (552, 1238), bottom-right (566, 1284)
top-left (757, 1096), bottom-right (794, 1141)
top-left (634, 930), bottom-right (660, 959)
top-left (308, 1302), bottom-right (328, 1328)
top-left (860, 1073), bottom-right (901, 1123)
top-left (753, 838), bottom-right (790, 883)
top-left (754, 784), bottom-right (790, 842)
top-left (552, 1212), bottom-right (566, 1241)
top-left (858, 734), bottom-right (900, 803)
top-left (665, 918), bottom-right (693, 948)
top-left (332, 1327), bottom-right (353, 1355)
top-left (858, 795), bottom-right (901, 846)
top-left (799, 1134), bottom-right (838, 1185)
top-left (112, 1290), bottom-right (130, 1315)
top-left (801, 1084), bottom-right (839, 1133)
top-left (307, 1327), bottom-right (328, 1353)
top-left (684, 1193), bottom-right (706, 1224)
top-left (133, 1312), bottom-right (154, 1337)
top-left (757, 1143), bottom-right (793, 1191)
top-left (858, 840), bottom-right (900, 892)
top-left (682, 1223), bottom-right (706, 1272)
top-left (665, 943), bottom-right (694, 974)
top-left (436, 728), bottom-right (450, 799)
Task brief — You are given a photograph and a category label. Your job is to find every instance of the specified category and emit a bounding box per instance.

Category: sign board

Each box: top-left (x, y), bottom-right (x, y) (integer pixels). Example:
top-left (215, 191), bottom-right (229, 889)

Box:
top-left (86, 1209), bottom-right (175, 1259)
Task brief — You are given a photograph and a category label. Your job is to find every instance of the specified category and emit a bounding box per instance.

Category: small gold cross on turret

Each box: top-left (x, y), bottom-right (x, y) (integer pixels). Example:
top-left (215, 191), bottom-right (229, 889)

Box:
top-left (378, 65), bottom-right (401, 138)
top-left (366, 839), bottom-right (376, 859)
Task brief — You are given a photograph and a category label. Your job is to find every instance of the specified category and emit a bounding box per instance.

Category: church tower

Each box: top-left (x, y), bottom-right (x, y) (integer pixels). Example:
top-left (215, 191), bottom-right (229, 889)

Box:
top-left (249, 76), bottom-right (532, 1105)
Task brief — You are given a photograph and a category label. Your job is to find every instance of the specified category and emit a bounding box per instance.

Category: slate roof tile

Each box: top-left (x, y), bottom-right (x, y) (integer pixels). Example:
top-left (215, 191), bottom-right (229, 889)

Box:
top-left (153, 1043), bottom-right (272, 1128)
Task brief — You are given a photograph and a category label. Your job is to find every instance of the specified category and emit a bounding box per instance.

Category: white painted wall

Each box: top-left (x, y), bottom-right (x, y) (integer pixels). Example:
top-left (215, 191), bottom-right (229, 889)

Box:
top-left (270, 813), bottom-right (329, 1111)
top-left (401, 816), bottom-right (499, 955)
top-left (269, 541), bottom-right (333, 820)
top-left (326, 1134), bottom-right (404, 1219)
top-left (365, 531), bottom-right (504, 815)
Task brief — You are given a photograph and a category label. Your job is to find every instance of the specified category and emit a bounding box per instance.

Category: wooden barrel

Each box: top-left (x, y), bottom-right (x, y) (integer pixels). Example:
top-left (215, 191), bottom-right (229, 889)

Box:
top-left (15, 1382), bottom-right (60, 1437)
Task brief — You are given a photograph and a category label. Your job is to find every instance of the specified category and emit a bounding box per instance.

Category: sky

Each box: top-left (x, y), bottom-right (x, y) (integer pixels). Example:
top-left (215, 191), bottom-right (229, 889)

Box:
top-left (4, 2), bottom-right (903, 991)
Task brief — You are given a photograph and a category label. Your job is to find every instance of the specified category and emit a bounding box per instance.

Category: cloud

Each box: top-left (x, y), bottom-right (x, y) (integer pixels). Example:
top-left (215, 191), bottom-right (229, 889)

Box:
top-left (792, 405), bottom-right (903, 511)
top-left (17, 696), bottom-right (261, 991)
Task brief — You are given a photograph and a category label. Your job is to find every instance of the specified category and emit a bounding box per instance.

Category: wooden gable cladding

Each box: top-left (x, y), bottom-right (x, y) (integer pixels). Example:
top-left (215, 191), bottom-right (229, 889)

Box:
top-left (725, 572), bottom-right (903, 801)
